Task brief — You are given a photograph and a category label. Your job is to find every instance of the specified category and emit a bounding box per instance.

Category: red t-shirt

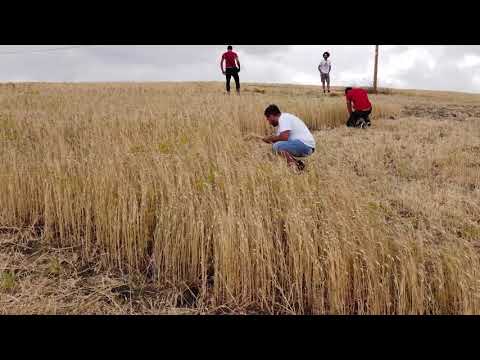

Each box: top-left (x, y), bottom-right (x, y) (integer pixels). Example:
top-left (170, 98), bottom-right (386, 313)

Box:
top-left (222, 51), bottom-right (238, 68)
top-left (346, 88), bottom-right (372, 111)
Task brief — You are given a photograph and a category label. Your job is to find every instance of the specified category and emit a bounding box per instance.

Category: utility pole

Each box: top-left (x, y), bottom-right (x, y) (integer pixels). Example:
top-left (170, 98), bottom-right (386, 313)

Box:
top-left (373, 45), bottom-right (379, 93)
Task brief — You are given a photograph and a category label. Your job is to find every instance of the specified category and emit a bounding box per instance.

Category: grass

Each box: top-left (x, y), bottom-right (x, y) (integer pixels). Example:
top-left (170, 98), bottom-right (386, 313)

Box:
top-left (1, 271), bottom-right (16, 292)
top-left (0, 82), bottom-right (479, 314)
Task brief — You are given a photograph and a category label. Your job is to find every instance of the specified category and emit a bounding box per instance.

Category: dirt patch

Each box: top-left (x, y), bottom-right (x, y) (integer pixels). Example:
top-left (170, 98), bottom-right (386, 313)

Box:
top-left (0, 233), bottom-right (202, 314)
top-left (402, 104), bottom-right (480, 120)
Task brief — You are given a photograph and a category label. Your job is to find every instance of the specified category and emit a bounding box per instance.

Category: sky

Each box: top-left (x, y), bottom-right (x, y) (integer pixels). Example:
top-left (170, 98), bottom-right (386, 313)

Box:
top-left (1, 45), bottom-right (480, 93)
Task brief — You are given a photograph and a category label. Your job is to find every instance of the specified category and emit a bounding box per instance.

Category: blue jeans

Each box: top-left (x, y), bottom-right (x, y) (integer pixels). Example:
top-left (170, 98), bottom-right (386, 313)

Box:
top-left (272, 140), bottom-right (314, 158)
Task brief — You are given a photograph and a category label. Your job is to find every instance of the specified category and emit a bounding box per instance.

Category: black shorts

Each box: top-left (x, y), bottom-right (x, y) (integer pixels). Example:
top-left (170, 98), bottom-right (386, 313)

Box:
top-left (347, 108), bottom-right (372, 128)
top-left (225, 67), bottom-right (239, 75)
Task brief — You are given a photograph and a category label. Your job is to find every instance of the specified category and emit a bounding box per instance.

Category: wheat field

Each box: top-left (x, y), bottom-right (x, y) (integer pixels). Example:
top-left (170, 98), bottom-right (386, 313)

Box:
top-left (1, 82), bottom-right (479, 314)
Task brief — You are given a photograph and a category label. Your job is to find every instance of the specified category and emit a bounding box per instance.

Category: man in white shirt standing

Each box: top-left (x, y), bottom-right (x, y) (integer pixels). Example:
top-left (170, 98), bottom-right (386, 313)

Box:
top-left (318, 51), bottom-right (332, 94)
top-left (263, 104), bottom-right (316, 171)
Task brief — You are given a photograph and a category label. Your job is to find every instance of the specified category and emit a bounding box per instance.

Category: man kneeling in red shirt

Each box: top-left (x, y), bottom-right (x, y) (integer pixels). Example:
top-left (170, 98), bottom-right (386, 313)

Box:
top-left (345, 87), bottom-right (372, 128)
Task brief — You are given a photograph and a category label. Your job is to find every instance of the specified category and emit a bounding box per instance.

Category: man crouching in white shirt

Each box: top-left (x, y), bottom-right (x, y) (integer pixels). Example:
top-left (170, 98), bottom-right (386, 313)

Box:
top-left (262, 104), bottom-right (316, 171)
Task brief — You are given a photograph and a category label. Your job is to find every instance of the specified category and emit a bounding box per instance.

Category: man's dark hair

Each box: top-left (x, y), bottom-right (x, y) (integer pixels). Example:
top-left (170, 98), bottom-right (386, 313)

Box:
top-left (345, 87), bottom-right (353, 95)
top-left (227, 45), bottom-right (233, 50)
top-left (264, 104), bottom-right (281, 117)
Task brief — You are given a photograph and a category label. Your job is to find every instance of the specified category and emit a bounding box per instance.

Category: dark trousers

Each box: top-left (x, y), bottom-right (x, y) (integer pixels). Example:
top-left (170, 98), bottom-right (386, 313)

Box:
top-left (347, 108), bottom-right (372, 128)
top-left (225, 67), bottom-right (240, 93)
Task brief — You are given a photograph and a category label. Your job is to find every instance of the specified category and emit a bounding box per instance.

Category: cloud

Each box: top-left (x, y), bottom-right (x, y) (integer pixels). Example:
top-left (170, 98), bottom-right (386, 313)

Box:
top-left (0, 45), bottom-right (479, 92)
top-left (459, 55), bottom-right (480, 69)
top-left (240, 45), bottom-right (293, 55)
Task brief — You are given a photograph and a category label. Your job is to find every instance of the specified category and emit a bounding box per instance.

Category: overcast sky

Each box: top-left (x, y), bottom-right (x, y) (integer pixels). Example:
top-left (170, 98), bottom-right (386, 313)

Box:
top-left (1, 45), bottom-right (480, 93)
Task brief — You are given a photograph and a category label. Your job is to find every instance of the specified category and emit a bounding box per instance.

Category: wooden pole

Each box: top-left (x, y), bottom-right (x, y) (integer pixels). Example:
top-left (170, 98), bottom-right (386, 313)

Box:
top-left (373, 45), bottom-right (379, 93)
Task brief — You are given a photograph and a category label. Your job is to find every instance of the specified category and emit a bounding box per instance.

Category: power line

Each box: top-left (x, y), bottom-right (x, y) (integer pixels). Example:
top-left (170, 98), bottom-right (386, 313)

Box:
top-left (0, 45), bottom-right (102, 56)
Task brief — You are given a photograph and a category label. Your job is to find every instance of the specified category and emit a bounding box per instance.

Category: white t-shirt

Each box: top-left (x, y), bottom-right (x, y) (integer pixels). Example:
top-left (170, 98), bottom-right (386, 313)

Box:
top-left (276, 113), bottom-right (316, 149)
top-left (319, 60), bottom-right (331, 74)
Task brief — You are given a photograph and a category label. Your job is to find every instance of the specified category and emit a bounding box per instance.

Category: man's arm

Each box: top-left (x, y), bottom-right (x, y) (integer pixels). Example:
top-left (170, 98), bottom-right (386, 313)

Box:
top-left (220, 57), bottom-right (225, 74)
top-left (346, 100), bottom-right (353, 115)
top-left (263, 131), bottom-right (290, 144)
top-left (328, 63), bottom-right (332, 73)
top-left (236, 56), bottom-right (241, 71)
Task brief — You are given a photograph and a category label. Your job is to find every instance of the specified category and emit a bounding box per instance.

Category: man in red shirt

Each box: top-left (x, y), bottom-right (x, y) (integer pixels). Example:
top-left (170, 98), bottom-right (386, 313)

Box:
top-left (345, 87), bottom-right (373, 128)
top-left (220, 46), bottom-right (241, 94)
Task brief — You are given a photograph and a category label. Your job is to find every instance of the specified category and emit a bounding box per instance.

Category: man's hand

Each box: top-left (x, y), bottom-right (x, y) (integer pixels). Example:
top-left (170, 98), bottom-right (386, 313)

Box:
top-left (263, 131), bottom-right (290, 144)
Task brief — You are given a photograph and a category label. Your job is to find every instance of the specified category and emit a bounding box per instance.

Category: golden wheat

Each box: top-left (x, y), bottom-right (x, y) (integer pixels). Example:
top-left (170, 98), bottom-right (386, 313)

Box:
top-left (1, 82), bottom-right (478, 314)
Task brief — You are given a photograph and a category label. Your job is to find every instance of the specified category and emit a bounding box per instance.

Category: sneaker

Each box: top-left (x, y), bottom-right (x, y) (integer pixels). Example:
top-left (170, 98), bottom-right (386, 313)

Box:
top-left (296, 160), bottom-right (306, 171)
